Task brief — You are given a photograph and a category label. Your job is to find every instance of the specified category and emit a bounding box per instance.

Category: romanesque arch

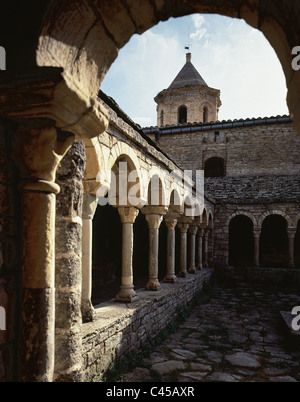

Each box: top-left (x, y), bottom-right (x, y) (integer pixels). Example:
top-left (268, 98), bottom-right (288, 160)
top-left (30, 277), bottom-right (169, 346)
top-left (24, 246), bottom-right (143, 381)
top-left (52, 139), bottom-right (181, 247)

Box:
top-left (258, 210), bottom-right (293, 228)
top-left (226, 211), bottom-right (257, 228)
top-left (33, 0), bottom-right (300, 134)
top-left (260, 214), bottom-right (289, 268)
top-left (228, 214), bottom-right (254, 268)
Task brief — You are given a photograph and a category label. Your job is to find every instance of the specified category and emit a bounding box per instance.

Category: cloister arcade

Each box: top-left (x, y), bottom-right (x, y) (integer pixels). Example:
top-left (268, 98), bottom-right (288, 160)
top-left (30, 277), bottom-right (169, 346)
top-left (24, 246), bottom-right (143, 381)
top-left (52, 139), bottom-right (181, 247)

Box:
top-left (1, 0), bottom-right (300, 383)
top-left (228, 212), bottom-right (300, 270)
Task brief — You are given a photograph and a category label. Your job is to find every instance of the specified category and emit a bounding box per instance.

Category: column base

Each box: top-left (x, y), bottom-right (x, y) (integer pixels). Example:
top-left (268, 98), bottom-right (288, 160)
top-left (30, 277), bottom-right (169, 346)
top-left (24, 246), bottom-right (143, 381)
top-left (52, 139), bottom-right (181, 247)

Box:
top-left (197, 264), bottom-right (203, 270)
top-left (115, 285), bottom-right (138, 303)
top-left (178, 271), bottom-right (187, 278)
top-left (81, 300), bottom-right (95, 323)
top-left (188, 267), bottom-right (196, 274)
top-left (146, 279), bottom-right (161, 291)
top-left (164, 275), bottom-right (177, 283)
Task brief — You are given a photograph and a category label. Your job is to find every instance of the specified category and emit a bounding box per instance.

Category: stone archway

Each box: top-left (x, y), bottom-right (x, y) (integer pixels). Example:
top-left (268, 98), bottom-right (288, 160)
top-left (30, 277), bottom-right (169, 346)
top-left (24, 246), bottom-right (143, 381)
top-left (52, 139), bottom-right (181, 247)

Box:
top-left (33, 0), bottom-right (300, 133)
top-left (260, 214), bottom-right (289, 268)
top-left (228, 215), bottom-right (254, 268)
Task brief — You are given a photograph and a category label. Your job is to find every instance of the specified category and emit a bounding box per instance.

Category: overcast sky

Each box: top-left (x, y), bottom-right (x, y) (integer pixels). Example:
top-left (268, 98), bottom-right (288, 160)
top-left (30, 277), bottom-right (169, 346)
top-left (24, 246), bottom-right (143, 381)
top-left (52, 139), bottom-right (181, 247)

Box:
top-left (100, 14), bottom-right (289, 128)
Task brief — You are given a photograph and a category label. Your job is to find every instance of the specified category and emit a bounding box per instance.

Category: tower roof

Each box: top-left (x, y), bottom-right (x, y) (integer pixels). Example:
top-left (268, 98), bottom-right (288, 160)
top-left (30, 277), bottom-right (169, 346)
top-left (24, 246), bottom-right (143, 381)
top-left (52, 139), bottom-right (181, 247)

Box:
top-left (168, 53), bottom-right (208, 89)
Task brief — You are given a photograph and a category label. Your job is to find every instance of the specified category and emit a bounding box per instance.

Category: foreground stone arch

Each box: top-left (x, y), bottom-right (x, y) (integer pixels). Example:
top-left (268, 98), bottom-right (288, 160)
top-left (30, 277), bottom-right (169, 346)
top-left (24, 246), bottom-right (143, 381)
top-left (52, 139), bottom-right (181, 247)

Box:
top-left (33, 0), bottom-right (300, 133)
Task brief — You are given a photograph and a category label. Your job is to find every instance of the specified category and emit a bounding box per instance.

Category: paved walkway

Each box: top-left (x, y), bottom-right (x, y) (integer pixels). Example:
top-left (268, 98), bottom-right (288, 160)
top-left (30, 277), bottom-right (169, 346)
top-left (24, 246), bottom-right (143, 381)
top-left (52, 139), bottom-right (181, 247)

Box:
top-left (119, 275), bottom-right (300, 382)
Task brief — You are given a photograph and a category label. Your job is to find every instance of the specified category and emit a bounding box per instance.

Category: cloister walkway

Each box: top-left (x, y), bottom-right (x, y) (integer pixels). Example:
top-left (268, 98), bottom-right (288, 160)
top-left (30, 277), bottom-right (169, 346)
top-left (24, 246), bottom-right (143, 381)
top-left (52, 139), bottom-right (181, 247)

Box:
top-left (118, 272), bottom-right (300, 383)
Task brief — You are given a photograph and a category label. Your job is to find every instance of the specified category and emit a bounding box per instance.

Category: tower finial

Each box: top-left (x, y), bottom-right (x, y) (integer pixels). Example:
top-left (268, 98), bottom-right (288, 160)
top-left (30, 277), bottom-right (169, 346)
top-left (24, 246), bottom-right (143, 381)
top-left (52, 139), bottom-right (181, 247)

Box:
top-left (186, 52), bottom-right (191, 63)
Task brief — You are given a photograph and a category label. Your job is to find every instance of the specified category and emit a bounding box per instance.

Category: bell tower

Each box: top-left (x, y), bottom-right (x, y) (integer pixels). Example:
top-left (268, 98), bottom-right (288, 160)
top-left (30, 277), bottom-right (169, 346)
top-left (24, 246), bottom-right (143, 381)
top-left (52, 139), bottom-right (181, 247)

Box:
top-left (155, 53), bottom-right (221, 126)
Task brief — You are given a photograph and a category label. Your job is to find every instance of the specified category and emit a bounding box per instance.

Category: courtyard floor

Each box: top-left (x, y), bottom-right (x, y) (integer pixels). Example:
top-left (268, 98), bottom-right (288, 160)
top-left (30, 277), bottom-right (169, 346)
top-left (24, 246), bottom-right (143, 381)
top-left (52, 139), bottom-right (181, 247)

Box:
top-left (118, 273), bottom-right (300, 383)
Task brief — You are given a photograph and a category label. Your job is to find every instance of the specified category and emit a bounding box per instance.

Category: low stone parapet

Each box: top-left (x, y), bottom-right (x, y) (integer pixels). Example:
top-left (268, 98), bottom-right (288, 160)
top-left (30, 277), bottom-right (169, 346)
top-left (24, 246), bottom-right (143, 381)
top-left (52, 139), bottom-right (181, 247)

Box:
top-left (82, 268), bottom-right (214, 381)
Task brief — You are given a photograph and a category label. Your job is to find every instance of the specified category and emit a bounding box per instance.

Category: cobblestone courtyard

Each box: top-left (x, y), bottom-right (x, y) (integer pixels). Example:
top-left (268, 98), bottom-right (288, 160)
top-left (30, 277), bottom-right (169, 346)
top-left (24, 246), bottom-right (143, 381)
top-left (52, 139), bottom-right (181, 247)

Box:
top-left (119, 274), bottom-right (300, 383)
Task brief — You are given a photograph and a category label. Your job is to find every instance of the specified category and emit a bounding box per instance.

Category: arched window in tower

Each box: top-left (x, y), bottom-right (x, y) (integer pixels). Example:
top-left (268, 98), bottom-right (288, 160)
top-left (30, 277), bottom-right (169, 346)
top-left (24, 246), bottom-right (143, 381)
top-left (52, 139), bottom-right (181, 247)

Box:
top-left (178, 106), bottom-right (187, 124)
top-left (204, 157), bottom-right (226, 178)
top-left (203, 106), bottom-right (208, 123)
top-left (160, 110), bottom-right (164, 126)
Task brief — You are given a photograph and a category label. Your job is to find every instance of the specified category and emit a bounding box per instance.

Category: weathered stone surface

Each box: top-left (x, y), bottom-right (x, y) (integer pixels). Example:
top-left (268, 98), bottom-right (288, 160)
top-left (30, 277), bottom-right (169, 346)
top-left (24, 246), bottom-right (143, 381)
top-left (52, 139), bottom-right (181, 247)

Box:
top-left (225, 352), bottom-right (260, 368)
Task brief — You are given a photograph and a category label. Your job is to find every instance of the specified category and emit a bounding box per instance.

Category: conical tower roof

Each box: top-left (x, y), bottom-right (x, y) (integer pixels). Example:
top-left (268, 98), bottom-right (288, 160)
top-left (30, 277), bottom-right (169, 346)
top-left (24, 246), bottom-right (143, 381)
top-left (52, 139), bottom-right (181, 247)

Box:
top-left (168, 53), bottom-right (208, 89)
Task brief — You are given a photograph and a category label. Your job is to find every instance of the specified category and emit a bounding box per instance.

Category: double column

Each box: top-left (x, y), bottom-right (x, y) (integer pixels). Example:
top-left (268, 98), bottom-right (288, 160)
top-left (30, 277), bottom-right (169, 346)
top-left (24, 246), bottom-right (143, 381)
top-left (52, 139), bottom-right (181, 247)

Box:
top-left (164, 214), bottom-right (179, 283)
top-left (16, 124), bottom-right (74, 382)
top-left (288, 228), bottom-right (297, 268)
top-left (116, 207), bottom-right (140, 302)
top-left (177, 217), bottom-right (193, 278)
top-left (142, 206), bottom-right (167, 291)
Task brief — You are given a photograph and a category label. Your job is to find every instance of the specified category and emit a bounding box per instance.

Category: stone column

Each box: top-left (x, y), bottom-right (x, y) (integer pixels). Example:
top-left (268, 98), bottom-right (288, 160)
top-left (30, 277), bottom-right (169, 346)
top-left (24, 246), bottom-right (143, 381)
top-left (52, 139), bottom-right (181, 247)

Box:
top-left (145, 214), bottom-right (163, 290)
top-left (81, 193), bottom-right (98, 322)
top-left (288, 228), bottom-right (296, 268)
top-left (177, 222), bottom-right (190, 278)
top-left (196, 228), bottom-right (204, 270)
top-left (142, 206), bottom-right (167, 291)
top-left (188, 225), bottom-right (198, 274)
top-left (203, 229), bottom-right (209, 268)
top-left (14, 125), bottom-right (74, 382)
top-left (253, 229), bottom-right (261, 268)
top-left (116, 207), bottom-right (139, 302)
top-left (164, 216), bottom-right (178, 283)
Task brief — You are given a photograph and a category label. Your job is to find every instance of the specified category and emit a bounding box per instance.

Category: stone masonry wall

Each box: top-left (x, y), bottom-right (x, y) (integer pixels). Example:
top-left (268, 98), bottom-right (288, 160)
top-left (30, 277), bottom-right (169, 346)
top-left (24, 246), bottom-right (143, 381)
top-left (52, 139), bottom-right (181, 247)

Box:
top-left (154, 120), bottom-right (300, 177)
top-left (82, 268), bottom-right (213, 381)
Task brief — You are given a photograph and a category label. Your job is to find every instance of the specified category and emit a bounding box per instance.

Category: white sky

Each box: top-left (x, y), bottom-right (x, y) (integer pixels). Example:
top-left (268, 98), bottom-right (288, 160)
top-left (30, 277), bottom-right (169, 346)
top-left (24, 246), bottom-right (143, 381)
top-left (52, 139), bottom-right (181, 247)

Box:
top-left (100, 14), bottom-right (289, 128)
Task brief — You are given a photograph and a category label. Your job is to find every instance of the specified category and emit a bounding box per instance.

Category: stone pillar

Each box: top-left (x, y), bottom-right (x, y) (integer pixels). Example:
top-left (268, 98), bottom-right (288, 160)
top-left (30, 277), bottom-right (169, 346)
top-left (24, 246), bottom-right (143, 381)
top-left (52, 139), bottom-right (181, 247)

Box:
top-left (288, 228), bottom-right (296, 268)
top-left (142, 206), bottom-right (167, 291)
top-left (188, 225), bottom-right (198, 274)
top-left (164, 216), bottom-right (178, 283)
top-left (14, 124), bottom-right (74, 382)
top-left (196, 228), bottom-right (204, 270)
top-left (81, 193), bottom-right (98, 322)
top-left (177, 222), bottom-right (190, 278)
top-left (145, 214), bottom-right (163, 290)
top-left (253, 229), bottom-right (261, 268)
top-left (54, 141), bottom-right (85, 382)
top-left (116, 207), bottom-right (139, 302)
top-left (203, 229), bottom-right (209, 268)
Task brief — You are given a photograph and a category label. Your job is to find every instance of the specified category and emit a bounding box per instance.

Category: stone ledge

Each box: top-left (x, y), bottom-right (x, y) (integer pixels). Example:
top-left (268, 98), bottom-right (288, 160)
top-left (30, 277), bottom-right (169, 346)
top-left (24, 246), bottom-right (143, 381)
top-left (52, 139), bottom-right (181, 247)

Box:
top-left (81, 268), bottom-right (214, 380)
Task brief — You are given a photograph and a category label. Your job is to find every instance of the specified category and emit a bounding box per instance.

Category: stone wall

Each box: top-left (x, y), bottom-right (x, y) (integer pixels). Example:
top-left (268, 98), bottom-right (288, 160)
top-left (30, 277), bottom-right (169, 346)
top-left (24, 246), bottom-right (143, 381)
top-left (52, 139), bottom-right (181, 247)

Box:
top-left (213, 203), bottom-right (300, 266)
top-left (82, 268), bottom-right (213, 381)
top-left (151, 118), bottom-right (300, 177)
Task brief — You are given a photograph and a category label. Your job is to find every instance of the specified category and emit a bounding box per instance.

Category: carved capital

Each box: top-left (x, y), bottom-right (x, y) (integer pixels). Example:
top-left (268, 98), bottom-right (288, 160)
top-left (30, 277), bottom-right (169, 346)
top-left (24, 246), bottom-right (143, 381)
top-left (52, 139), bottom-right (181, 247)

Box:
top-left (189, 225), bottom-right (198, 236)
top-left (118, 206), bottom-right (139, 224)
top-left (178, 222), bottom-right (190, 233)
top-left (14, 123), bottom-right (74, 193)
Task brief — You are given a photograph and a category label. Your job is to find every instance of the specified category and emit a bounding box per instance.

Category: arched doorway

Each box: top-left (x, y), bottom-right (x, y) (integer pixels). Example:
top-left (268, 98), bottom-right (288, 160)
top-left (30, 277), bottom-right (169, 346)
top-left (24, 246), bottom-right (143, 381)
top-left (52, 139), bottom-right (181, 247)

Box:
top-left (229, 215), bottom-right (254, 268)
top-left (204, 157), bottom-right (226, 178)
top-left (260, 215), bottom-right (289, 268)
top-left (92, 203), bottom-right (122, 305)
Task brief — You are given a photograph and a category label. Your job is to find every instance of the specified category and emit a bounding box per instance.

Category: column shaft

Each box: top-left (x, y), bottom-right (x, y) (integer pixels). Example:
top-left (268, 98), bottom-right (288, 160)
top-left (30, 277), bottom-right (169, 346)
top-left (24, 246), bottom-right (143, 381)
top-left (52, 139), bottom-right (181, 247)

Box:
top-left (188, 226), bottom-right (198, 274)
top-left (196, 229), bottom-right (203, 270)
top-left (253, 231), bottom-right (260, 268)
top-left (145, 214), bottom-right (163, 291)
top-left (20, 189), bottom-right (56, 382)
top-left (116, 207), bottom-right (139, 302)
top-left (164, 219), bottom-right (177, 283)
